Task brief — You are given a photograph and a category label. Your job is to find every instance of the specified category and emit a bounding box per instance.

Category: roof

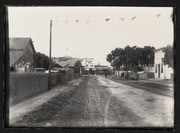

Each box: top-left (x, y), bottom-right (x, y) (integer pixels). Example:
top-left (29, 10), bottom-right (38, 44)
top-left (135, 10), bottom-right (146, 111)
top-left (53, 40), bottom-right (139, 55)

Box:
top-left (68, 59), bottom-right (79, 67)
top-left (9, 37), bottom-right (36, 53)
top-left (94, 65), bottom-right (109, 67)
top-left (51, 63), bottom-right (63, 68)
top-left (56, 59), bottom-right (79, 68)
top-left (34, 68), bottom-right (45, 70)
top-left (9, 38), bottom-right (36, 66)
top-left (10, 51), bottom-right (24, 66)
top-left (57, 61), bottom-right (69, 68)
top-left (94, 65), bottom-right (110, 70)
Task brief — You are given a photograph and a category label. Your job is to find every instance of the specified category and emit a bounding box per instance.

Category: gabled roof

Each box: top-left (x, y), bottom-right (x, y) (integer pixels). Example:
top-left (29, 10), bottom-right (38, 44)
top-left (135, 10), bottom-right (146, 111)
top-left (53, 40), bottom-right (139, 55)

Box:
top-left (68, 59), bottom-right (79, 67)
top-left (9, 37), bottom-right (36, 67)
top-left (51, 63), bottom-right (63, 68)
top-left (9, 37), bottom-right (36, 53)
top-left (10, 51), bottom-right (24, 66)
top-left (56, 59), bottom-right (79, 68)
top-left (57, 61), bottom-right (69, 68)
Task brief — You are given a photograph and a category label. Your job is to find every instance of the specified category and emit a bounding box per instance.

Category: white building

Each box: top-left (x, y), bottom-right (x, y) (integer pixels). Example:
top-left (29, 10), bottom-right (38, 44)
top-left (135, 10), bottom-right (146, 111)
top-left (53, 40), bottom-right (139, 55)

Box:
top-left (81, 58), bottom-right (96, 75)
top-left (81, 58), bottom-right (95, 70)
top-left (154, 47), bottom-right (173, 79)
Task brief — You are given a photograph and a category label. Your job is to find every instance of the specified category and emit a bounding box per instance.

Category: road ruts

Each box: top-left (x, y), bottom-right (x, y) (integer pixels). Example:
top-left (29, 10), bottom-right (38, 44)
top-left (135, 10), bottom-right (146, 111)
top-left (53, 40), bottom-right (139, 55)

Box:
top-left (10, 75), bottom-right (173, 127)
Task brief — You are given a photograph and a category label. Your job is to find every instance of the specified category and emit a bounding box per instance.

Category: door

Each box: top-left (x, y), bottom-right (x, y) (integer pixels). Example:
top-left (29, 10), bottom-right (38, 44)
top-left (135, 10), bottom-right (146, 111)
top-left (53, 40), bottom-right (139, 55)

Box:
top-left (158, 64), bottom-right (160, 78)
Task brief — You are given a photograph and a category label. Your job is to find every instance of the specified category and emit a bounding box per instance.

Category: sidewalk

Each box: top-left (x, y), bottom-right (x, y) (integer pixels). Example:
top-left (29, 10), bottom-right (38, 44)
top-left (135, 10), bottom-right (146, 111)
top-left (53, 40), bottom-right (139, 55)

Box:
top-left (139, 78), bottom-right (173, 87)
top-left (110, 75), bottom-right (173, 87)
top-left (9, 78), bottom-right (82, 125)
top-left (109, 75), bottom-right (173, 97)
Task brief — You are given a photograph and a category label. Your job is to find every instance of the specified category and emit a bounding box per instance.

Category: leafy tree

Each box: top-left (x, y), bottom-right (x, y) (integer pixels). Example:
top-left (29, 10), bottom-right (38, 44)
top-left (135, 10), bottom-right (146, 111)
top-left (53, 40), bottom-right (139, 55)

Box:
top-left (74, 60), bottom-right (82, 73)
top-left (106, 45), bottom-right (155, 71)
top-left (33, 52), bottom-right (53, 70)
top-left (106, 53), bottom-right (112, 63)
top-left (142, 46), bottom-right (155, 66)
top-left (163, 45), bottom-right (173, 68)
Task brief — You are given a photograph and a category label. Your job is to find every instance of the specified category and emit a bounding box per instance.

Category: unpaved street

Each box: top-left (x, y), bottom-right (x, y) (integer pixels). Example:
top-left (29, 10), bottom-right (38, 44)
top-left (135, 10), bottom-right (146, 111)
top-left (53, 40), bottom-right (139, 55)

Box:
top-left (10, 76), bottom-right (174, 127)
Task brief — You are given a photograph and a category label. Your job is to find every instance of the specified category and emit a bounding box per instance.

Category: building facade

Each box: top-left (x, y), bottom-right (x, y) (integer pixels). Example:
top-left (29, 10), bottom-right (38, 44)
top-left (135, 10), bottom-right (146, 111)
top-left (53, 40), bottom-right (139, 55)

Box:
top-left (94, 65), bottom-right (111, 75)
top-left (81, 58), bottom-right (96, 75)
top-left (10, 38), bottom-right (36, 72)
top-left (154, 47), bottom-right (173, 79)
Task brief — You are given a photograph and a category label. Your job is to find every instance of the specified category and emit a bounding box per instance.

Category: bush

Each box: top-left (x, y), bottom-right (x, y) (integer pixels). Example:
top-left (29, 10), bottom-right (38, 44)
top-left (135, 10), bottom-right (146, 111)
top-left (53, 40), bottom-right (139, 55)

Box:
top-left (146, 72), bottom-right (154, 78)
top-left (124, 71), bottom-right (130, 79)
top-left (130, 71), bottom-right (139, 80)
top-left (137, 66), bottom-right (143, 71)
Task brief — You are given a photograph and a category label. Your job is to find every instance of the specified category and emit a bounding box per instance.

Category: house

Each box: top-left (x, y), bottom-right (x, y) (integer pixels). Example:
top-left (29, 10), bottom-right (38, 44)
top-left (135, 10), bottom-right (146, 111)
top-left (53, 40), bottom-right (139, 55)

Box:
top-left (56, 59), bottom-right (80, 74)
top-left (154, 47), bottom-right (173, 79)
top-left (50, 62), bottom-right (67, 73)
top-left (10, 37), bottom-right (36, 72)
top-left (81, 58), bottom-right (96, 75)
top-left (94, 65), bottom-right (111, 75)
top-left (33, 68), bottom-right (45, 73)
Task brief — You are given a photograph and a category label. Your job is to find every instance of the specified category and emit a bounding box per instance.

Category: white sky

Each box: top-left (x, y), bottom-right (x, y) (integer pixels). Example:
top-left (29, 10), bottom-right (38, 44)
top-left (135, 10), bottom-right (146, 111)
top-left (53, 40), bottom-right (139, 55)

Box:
top-left (8, 7), bottom-right (174, 66)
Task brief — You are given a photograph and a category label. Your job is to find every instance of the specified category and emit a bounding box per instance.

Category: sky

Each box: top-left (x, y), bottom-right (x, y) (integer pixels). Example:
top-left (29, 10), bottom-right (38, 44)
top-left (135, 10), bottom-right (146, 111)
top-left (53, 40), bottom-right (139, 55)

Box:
top-left (8, 7), bottom-right (174, 66)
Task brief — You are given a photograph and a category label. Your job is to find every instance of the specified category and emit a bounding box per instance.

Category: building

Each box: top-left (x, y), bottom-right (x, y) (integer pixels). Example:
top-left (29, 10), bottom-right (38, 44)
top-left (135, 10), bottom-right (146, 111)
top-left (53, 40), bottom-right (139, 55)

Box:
top-left (81, 58), bottom-right (96, 75)
top-left (10, 37), bottom-right (36, 72)
top-left (94, 65), bottom-right (111, 75)
top-left (33, 68), bottom-right (46, 73)
top-left (154, 47), bottom-right (173, 79)
top-left (55, 59), bottom-right (81, 74)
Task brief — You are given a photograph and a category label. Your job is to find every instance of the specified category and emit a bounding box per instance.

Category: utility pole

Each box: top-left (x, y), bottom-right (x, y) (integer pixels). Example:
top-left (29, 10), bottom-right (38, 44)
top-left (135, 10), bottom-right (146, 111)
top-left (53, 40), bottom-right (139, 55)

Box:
top-left (148, 54), bottom-right (150, 66)
top-left (126, 51), bottom-right (128, 79)
top-left (48, 20), bottom-right (52, 90)
top-left (148, 54), bottom-right (151, 72)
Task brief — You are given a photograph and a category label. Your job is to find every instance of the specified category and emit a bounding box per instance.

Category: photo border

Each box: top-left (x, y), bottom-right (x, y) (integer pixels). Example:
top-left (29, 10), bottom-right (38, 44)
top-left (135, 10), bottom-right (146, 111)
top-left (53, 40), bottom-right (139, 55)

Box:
top-left (0, 0), bottom-right (179, 133)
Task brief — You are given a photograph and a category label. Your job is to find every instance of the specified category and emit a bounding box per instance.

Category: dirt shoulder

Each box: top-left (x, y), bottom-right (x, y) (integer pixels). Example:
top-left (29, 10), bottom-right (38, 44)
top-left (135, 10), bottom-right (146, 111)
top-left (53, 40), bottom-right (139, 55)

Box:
top-left (108, 75), bottom-right (173, 97)
top-left (9, 78), bottom-right (83, 126)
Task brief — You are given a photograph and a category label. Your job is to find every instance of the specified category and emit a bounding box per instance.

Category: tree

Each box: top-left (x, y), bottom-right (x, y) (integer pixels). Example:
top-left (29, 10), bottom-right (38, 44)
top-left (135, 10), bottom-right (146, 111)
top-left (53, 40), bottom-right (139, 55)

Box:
top-left (106, 45), bottom-right (155, 71)
top-left (106, 53), bottom-right (112, 63)
top-left (141, 46), bottom-right (155, 66)
top-left (163, 45), bottom-right (173, 68)
top-left (33, 52), bottom-right (52, 70)
top-left (74, 60), bottom-right (82, 73)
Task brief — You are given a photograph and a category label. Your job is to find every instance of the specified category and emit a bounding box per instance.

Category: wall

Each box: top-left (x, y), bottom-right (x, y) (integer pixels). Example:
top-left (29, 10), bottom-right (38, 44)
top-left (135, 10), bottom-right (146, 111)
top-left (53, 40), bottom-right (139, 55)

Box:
top-left (12, 41), bottom-right (35, 72)
top-left (144, 66), bottom-right (154, 73)
top-left (154, 49), bottom-right (173, 79)
top-left (10, 73), bottom-right (48, 104)
top-left (138, 73), bottom-right (148, 80)
top-left (164, 65), bottom-right (173, 79)
top-left (10, 72), bottom-right (80, 105)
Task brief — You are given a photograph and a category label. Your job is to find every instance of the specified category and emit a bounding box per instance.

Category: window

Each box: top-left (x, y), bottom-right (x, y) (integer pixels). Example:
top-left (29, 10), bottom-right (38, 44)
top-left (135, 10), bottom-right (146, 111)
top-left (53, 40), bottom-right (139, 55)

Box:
top-left (155, 64), bottom-right (157, 73)
top-left (161, 64), bottom-right (163, 73)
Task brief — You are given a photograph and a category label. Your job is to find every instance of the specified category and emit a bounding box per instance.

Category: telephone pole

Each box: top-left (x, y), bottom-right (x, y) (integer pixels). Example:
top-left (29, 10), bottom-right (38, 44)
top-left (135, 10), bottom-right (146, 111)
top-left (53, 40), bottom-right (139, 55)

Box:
top-left (48, 20), bottom-right (52, 90)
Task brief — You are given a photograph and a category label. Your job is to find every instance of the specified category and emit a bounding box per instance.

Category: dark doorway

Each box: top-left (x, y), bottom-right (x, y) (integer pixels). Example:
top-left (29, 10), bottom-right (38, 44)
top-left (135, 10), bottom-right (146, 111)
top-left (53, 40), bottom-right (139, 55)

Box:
top-left (158, 64), bottom-right (160, 78)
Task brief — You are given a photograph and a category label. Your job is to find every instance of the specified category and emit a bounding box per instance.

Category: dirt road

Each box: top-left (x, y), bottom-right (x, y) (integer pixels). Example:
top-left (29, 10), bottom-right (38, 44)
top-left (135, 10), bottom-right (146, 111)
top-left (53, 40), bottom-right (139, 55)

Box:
top-left (10, 76), bottom-right (174, 127)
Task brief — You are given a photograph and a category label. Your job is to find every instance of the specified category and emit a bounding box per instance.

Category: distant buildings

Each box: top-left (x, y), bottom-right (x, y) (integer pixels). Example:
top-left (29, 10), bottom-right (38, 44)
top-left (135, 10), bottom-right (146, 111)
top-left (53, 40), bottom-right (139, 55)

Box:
top-left (51, 58), bottom-right (81, 74)
top-left (80, 58), bottom-right (112, 75)
top-left (154, 47), bottom-right (173, 79)
top-left (81, 58), bottom-right (96, 75)
top-left (10, 38), bottom-right (36, 72)
top-left (94, 65), bottom-right (111, 75)
top-left (52, 57), bottom-right (111, 75)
